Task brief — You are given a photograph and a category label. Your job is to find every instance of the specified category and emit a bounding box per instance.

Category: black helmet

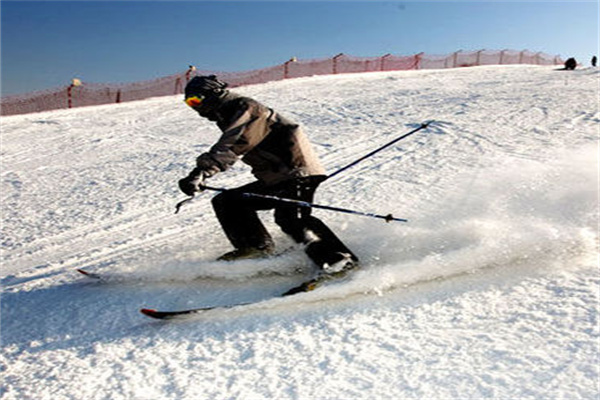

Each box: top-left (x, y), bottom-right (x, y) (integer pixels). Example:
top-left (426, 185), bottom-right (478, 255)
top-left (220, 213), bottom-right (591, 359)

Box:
top-left (185, 75), bottom-right (228, 98)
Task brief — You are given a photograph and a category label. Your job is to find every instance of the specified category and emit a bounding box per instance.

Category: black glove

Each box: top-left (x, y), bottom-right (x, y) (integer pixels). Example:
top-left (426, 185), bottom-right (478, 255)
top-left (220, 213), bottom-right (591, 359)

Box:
top-left (178, 168), bottom-right (205, 196)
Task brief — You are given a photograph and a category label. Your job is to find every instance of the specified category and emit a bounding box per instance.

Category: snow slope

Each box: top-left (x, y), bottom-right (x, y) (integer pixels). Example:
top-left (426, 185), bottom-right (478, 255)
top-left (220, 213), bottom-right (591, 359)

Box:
top-left (1, 65), bottom-right (598, 399)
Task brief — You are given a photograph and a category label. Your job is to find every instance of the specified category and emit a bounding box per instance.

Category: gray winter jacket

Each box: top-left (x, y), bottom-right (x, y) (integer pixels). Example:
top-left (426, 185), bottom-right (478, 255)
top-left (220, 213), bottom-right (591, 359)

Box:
top-left (195, 92), bottom-right (325, 185)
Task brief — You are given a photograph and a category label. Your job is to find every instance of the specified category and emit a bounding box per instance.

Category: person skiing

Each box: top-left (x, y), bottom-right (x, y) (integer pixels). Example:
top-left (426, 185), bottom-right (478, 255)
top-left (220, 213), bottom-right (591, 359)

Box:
top-left (179, 75), bottom-right (358, 277)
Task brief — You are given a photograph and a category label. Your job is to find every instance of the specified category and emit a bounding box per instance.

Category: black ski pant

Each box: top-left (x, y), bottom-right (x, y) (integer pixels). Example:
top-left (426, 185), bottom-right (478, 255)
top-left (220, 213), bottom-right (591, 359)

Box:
top-left (211, 177), bottom-right (358, 269)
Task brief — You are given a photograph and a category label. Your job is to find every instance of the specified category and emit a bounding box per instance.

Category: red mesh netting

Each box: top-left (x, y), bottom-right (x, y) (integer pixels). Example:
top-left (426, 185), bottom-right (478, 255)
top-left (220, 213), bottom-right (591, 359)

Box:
top-left (383, 54), bottom-right (421, 71)
top-left (222, 65), bottom-right (286, 87)
top-left (1, 49), bottom-right (564, 116)
top-left (287, 58), bottom-right (335, 79)
top-left (336, 55), bottom-right (385, 74)
top-left (419, 54), bottom-right (454, 69)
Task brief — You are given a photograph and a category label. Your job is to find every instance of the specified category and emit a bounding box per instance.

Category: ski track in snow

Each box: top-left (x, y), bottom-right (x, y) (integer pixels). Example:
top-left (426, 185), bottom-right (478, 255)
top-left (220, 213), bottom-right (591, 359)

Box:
top-left (1, 65), bottom-right (598, 399)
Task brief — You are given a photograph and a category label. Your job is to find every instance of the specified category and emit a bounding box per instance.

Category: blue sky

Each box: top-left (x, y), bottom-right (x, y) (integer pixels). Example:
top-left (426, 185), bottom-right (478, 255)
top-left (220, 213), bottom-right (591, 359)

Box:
top-left (1, 1), bottom-right (598, 95)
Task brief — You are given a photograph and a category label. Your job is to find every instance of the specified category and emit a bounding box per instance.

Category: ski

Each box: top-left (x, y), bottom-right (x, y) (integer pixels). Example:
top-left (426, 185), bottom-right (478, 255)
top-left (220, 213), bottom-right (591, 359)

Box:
top-left (76, 247), bottom-right (301, 283)
top-left (76, 268), bottom-right (103, 280)
top-left (281, 271), bottom-right (340, 295)
top-left (141, 302), bottom-right (249, 319)
top-left (76, 265), bottom-right (301, 284)
top-left (140, 284), bottom-right (308, 320)
top-left (140, 268), bottom-right (355, 320)
top-left (77, 268), bottom-right (129, 282)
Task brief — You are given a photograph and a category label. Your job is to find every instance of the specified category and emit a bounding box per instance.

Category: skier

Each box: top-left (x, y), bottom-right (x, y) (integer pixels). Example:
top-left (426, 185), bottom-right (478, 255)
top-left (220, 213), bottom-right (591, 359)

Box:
top-left (179, 75), bottom-right (359, 276)
top-left (564, 57), bottom-right (577, 70)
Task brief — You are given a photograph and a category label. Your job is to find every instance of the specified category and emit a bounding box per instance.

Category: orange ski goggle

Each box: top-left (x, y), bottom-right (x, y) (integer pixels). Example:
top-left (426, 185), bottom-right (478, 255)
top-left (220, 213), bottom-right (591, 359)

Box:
top-left (184, 95), bottom-right (204, 108)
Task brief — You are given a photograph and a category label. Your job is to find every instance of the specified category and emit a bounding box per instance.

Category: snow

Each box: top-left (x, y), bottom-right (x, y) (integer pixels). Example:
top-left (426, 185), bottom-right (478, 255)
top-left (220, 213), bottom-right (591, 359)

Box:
top-left (1, 65), bottom-right (598, 399)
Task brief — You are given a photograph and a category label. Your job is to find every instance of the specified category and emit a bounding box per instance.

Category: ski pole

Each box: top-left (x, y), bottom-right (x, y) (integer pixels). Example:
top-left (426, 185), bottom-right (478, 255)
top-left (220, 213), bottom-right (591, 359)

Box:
top-left (254, 195), bottom-right (407, 222)
top-left (175, 121), bottom-right (431, 217)
top-left (179, 184), bottom-right (407, 223)
top-left (325, 121), bottom-right (432, 180)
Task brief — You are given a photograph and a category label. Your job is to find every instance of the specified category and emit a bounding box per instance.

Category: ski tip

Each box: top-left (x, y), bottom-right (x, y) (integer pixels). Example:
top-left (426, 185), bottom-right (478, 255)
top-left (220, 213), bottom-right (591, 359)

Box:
top-left (140, 308), bottom-right (172, 320)
top-left (76, 268), bottom-right (102, 280)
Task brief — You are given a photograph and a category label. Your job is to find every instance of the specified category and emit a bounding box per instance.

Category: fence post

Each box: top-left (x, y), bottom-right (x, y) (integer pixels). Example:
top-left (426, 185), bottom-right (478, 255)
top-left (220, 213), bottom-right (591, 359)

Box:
top-left (284, 57), bottom-right (297, 79)
top-left (333, 53), bottom-right (344, 74)
top-left (380, 53), bottom-right (391, 71)
top-left (476, 49), bottom-right (483, 66)
top-left (519, 50), bottom-right (525, 64)
top-left (185, 65), bottom-right (196, 83)
top-left (452, 51), bottom-right (461, 68)
top-left (499, 50), bottom-right (506, 65)
top-left (414, 52), bottom-right (424, 70)
top-left (67, 78), bottom-right (81, 109)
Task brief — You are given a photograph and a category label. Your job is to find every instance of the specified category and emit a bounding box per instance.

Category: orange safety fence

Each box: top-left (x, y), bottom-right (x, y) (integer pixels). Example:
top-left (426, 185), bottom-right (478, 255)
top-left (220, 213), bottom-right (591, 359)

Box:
top-left (0, 50), bottom-right (563, 116)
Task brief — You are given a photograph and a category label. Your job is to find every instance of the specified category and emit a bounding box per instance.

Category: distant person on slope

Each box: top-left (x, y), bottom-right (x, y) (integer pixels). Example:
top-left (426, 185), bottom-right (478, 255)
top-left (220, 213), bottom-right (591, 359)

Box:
top-left (178, 75), bottom-right (358, 275)
top-left (564, 57), bottom-right (577, 70)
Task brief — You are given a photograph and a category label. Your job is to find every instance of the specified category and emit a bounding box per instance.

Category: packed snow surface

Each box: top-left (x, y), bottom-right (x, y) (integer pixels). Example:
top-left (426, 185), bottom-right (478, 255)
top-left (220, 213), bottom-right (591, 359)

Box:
top-left (1, 65), bottom-right (598, 399)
